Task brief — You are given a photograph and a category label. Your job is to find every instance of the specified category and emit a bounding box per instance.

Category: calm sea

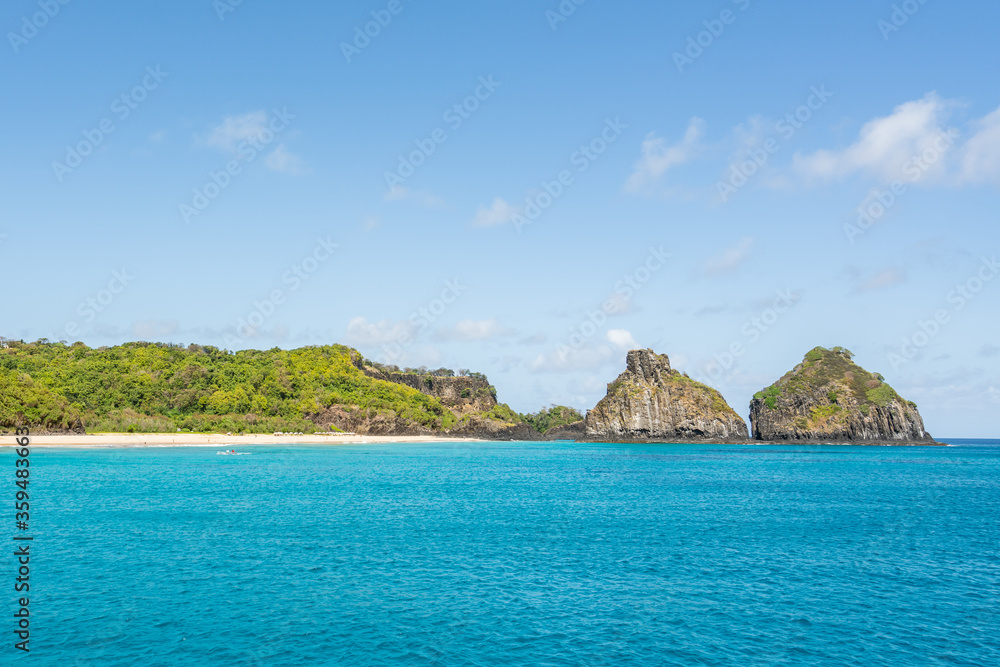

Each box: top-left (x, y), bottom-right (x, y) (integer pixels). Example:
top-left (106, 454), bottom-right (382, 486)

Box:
top-left (7, 439), bottom-right (1000, 665)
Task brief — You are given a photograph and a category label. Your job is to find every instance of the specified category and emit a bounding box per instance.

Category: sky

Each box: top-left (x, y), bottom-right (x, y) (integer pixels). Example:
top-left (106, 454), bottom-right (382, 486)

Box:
top-left (1, 0), bottom-right (998, 437)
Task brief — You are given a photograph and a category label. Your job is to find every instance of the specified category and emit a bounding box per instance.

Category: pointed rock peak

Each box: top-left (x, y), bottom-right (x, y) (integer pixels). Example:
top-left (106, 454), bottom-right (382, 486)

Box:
top-left (586, 348), bottom-right (748, 442)
top-left (625, 348), bottom-right (671, 381)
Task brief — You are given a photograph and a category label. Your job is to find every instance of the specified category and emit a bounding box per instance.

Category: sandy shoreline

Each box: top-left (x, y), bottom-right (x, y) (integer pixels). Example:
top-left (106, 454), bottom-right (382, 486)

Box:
top-left (1, 434), bottom-right (952, 448)
top-left (1, 433), bottom-right (490, 448)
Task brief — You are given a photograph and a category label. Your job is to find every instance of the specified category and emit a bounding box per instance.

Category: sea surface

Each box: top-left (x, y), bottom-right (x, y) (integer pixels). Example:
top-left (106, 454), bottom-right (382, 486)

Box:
top-left (6, 439), bottom-right (1000, 665)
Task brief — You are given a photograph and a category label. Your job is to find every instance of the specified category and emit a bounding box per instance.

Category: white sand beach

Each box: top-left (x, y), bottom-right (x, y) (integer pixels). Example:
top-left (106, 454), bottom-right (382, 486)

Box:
top-left (2, 433), bottom-right (489, 448)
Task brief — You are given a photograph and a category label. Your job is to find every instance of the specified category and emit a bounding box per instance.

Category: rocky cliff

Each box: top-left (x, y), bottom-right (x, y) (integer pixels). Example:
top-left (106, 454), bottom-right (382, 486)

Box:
top-left (749, 347), bottom-right (935, 444)
top-left (359, 362), bottom-right (539, 439)
top-left (362, 368), bottom-right (497, 414)
top-left (585, 349), bottom-right (749, 442)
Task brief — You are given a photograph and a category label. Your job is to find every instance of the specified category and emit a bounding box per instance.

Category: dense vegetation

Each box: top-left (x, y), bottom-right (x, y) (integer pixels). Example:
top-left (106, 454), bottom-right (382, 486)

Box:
top-left (0, 341), bottom-right (457, 433)
top-left (0, 367), bottom-right (82, 431)
top-left (753, 346), bottom-right (914, 429)
top-left (521, 405), bottom-right (584, 433)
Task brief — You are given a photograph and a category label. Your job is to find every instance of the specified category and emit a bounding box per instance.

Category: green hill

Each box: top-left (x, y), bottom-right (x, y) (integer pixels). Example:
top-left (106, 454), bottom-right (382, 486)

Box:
top-left (0, 340), bottom-right (457, 434)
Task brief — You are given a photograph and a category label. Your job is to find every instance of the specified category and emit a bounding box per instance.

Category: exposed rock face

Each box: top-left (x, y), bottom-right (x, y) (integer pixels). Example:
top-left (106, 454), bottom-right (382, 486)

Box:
top-left (310, 405), bottom-right (435, 436)
top-left (358, 362), bottom-right (535, 439)
top-left (750, 347), bottom-right (935, 444)
top-left (449, 419), bottom-right (544, 441)
top-left (585, 349), bottom-right (749, 442)
top-left (379, 373), bottom-right (497, 414)
top-left (542, 421), bottom-right (586, 440)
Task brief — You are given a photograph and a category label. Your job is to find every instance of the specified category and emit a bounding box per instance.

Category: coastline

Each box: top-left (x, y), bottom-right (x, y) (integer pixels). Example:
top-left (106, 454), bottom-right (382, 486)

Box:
top-left (0, 433), bottom-right (491, 448)
top-left (1, 433), bottom-right (951, 448)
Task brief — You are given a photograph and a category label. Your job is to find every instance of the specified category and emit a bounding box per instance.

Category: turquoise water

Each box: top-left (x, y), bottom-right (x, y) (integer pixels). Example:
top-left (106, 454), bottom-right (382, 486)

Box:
top-left (7, 440), bottom-right (1000, 665)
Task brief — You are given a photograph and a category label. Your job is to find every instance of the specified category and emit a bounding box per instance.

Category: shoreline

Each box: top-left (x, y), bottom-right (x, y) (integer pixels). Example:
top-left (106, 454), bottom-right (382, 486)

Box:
top-left (1, 433), bottom-right (954, 448)
top-left (0, 433), bottom-right (491, 448)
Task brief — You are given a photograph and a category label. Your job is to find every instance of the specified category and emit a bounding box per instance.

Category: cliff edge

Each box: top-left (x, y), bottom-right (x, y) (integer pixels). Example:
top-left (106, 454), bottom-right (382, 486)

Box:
top-left (585, 349), bottom-right (749, 442)
top-left (749, 346), bottom-right (935, 444)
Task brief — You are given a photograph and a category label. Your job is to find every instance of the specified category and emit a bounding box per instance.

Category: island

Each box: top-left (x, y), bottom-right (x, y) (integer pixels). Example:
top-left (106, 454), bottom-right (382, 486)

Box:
top-left (749, 346), bottom-right (936, 444)
top-left (584, 349), bottom-right (749, 442)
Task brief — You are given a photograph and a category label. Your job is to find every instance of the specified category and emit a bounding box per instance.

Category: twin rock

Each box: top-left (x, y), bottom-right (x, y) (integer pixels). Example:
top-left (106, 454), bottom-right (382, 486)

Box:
top-left (584, 347), bottom-right (934, 445)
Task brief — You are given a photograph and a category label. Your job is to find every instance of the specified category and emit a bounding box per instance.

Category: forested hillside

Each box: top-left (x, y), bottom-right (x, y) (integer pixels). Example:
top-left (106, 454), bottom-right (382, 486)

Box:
top-left (0, 341), bottom-right (457, 434)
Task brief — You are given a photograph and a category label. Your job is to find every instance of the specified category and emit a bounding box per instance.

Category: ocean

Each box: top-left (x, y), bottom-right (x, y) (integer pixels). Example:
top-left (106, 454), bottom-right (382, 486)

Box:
top-left (9, 439), bottom-right (1000, 665)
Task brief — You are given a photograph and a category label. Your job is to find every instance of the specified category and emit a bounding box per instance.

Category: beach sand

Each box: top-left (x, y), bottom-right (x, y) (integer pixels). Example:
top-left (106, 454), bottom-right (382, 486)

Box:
top-left (1, 433), bottom-right (488, 448)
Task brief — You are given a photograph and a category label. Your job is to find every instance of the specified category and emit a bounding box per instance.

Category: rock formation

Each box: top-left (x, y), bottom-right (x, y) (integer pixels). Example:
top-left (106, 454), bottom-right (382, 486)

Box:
top-left (749, 346), bottom-right (935, 444)
top-left (542, 421), bottom-right (586, 440)
top-left (585, 349), bottom-right (749, 442)
top-left (360, 361), bottom-right (540, 439)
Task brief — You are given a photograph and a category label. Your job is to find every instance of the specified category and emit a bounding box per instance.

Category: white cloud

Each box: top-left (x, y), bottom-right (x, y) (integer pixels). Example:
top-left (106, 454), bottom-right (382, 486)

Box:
top-left (384, 186), bottom-right (446, 208)
top-left (149, 129), bottom-right (168, 143)
top-left (343, 317), bottom-right (414, 346)
top-left (606, 329), bottom-right (639, 350)
top-left (471, 198), bottom-right (518, 227)
top-left (855, 267), bottom-right (907, 293)
top-left (518, 333), bottom-right (547, 345)
top-left (794, 93), bottom-right (958, 182)
top-left (266, 144), bottom-right (308, 175)
top-left (959, 104), bottom-right (1000, 184)
top-left (624, 118), bottom-right (705, 193)
top-left (434, 318), bottom-right (514, 342)
top-left (528, 345), bottom-right (617, 373)
top-left (978, 343), bottom-right (1000, 358)
top-left (132, 319), bottom-right (179, 339)
top-left (205, 110), bottom-right (269, 153)
top-left (703, 237), bottom-right (754, 276)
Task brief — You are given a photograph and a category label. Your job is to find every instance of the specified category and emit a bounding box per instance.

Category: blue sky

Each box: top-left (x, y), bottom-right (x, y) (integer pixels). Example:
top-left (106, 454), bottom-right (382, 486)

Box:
top-left (2, 0), bottom-right (998, 437)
